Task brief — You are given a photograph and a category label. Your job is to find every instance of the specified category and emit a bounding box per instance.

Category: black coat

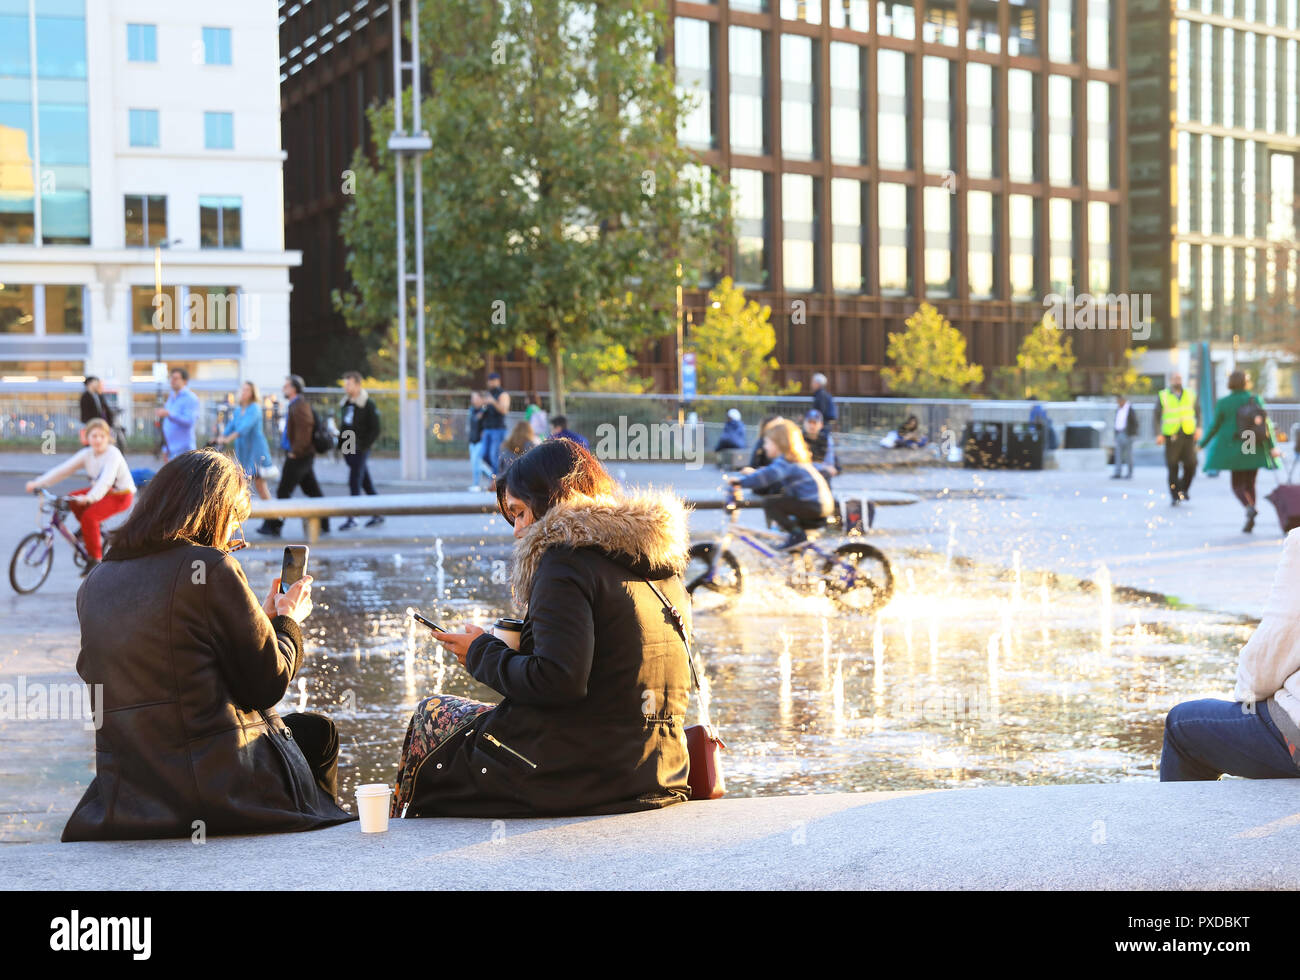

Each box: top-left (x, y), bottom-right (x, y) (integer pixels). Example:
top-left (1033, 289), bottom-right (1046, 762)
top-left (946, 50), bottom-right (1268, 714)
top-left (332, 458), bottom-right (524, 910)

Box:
top-left (339, 394), bottom-right (381, 452)
top-left (61, 540), bottom-right (352, 841)
top-left (404, 491), bottom-right (694, 818)
top-left (80, 390), bottom-right (114, 425)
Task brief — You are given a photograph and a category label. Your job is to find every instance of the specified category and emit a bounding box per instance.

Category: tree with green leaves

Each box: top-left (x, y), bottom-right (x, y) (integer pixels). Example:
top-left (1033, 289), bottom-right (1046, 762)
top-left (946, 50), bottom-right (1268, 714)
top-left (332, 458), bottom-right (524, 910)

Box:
top-left (993, 313), bottom-right (1076, 400)
top-left (882, 302), bottom-right (985, 398)
top-left (686, 277), bottom-right (797, 395)
top-left (336, 0), bottom-right (731, 413)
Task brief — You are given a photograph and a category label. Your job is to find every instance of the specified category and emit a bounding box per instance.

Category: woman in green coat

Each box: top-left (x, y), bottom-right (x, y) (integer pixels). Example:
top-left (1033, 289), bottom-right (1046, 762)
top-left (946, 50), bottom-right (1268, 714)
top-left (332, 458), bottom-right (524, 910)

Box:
top-left (1199, 370), bottom-right (1282, 532)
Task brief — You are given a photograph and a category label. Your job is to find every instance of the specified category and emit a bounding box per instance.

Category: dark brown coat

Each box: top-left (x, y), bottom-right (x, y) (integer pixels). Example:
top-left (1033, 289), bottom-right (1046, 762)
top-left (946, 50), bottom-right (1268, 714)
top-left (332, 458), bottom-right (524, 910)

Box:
top-left (286, 395), bottom-right (315, 458)
top-left (61, 540), bottom-right (352, 841)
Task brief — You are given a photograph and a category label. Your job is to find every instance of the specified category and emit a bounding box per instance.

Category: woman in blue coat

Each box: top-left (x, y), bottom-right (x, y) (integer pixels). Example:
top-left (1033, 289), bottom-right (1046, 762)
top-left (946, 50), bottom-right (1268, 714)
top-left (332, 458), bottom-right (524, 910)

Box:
top-left (216, 381), bottom-right (275, 499)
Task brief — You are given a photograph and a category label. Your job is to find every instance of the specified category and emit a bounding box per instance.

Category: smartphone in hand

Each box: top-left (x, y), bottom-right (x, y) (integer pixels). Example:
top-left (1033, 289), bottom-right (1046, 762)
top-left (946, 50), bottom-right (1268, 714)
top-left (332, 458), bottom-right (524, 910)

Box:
top-left (412, 611), bottom-right (447, 633)
top-left (279, 545), bottom-right (309, 594)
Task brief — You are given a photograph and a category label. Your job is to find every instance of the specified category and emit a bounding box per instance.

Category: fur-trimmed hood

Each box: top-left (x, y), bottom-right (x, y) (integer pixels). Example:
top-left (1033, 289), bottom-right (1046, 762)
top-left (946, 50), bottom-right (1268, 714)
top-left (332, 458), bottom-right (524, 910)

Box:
top-left (511, 489), bottom-right (691, 606)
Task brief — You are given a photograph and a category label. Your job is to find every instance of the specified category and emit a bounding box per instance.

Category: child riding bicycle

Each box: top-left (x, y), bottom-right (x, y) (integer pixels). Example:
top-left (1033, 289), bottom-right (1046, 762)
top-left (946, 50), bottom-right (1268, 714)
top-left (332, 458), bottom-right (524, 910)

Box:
top-left (25, 418), bottom-right (135, 574)
top-left (728, 418), bottom-right (834, 550)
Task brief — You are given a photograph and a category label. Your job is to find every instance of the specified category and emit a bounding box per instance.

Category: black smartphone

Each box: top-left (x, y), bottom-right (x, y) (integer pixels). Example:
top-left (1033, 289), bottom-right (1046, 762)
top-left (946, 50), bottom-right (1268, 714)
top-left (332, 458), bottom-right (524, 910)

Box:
top-left (412, 611), bottom-right (447, 633)
top-left (279, 545), bottom-right (309, 594)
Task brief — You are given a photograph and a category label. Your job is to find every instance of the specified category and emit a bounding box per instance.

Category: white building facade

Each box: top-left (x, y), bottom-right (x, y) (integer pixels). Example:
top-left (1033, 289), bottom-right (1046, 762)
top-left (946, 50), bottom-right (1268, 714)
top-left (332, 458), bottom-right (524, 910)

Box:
top-left (0, 0), bottom-right (297, 431)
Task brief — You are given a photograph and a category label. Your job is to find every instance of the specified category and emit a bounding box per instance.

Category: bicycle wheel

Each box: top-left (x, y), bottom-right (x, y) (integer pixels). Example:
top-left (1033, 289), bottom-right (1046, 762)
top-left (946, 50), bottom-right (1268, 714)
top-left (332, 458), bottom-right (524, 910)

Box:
top-left (685, 543), bottom-right (743, 612)
top-left (10, 532), bottom-right (54, 594)
top-left (823, 543), bottom-right (893, 613)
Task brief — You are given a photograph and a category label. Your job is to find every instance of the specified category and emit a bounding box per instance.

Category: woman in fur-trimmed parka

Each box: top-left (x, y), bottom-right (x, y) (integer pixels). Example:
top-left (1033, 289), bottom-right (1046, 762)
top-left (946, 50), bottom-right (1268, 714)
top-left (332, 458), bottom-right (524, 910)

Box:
top-left (391, 438), bottom-right (695, 818)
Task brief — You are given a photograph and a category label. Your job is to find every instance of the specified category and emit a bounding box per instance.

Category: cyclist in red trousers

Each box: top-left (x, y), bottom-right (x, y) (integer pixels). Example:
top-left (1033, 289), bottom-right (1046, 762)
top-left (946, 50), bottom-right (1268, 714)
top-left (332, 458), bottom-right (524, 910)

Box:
top-left (25, 418), bottom-right (136, 575)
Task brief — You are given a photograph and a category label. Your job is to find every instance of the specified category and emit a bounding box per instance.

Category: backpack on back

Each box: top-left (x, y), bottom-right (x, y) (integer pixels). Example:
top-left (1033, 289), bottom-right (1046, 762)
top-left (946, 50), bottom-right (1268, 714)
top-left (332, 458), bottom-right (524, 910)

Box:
top-left (311, 406), bottom-right (334, 454)
top-left (1236, 396), bottom-right (1269, 445)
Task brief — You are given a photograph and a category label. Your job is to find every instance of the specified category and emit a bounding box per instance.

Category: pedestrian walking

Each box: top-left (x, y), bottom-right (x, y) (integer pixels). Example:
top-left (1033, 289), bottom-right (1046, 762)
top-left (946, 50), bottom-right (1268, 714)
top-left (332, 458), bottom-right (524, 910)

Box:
top-left (466, 391), bottom-right (494, 491)
top-left (1199, 370), bottom-right (1280, 533)
top-left (79, 375), bottom-right (115, 426)
top-left (259, 375), bottom-right (329, 538)
top-left (811, 373), bottom-right (838, 430)
top-left (525, 391), bottom-right (549, 440)
top-left (1155, 372), bottom-right (1201, 505)
top-left (214, 380), bottom-right (274, 500)
top-left (337, 371), bottom-right (383, 529)
top-left (1110, 393), bottom-right (1139, 479)
top-left (478, 371), bottom-right (510, 481)
top-left (156, 368), bottom-right (199, 461)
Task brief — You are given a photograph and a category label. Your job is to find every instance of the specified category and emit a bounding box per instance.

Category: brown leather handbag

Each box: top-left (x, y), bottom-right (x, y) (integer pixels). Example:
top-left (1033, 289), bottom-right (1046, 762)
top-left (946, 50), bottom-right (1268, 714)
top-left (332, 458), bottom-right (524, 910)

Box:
top-left (645, 579), bottom-right (726, 800)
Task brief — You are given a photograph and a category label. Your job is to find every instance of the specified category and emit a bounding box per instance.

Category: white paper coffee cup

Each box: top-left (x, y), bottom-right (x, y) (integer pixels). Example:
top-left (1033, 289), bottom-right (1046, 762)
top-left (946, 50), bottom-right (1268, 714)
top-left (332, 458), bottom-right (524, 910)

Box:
top-left (355, 783), bottom-right (392, 833)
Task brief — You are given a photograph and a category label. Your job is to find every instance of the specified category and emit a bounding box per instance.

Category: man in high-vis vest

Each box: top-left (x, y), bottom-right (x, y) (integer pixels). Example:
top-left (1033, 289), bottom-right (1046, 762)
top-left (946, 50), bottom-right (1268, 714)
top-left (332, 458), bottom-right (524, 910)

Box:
top-left (1154, 372), bottom-right (1202, 505)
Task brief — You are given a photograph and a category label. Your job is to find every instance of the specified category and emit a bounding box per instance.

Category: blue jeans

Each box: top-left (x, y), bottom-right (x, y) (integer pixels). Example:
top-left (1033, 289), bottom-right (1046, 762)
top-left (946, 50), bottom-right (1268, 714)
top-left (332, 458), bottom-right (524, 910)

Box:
top-left (479, 427), bottom-right (506, 479)
top-left (1159, 698), bottom-right (1298, 780)
top-left (345, 449), bottom-right (376, 496)
top-left (468, 441), bottom-right (493, 485)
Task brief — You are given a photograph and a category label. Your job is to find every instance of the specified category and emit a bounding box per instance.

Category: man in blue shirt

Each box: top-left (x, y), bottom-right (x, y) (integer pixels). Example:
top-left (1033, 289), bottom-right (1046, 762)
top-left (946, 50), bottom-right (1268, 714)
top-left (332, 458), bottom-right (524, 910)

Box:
top-left (156, 367), bottom-right (199, 460)
top-left (548, 415), bottom-right (589, 450)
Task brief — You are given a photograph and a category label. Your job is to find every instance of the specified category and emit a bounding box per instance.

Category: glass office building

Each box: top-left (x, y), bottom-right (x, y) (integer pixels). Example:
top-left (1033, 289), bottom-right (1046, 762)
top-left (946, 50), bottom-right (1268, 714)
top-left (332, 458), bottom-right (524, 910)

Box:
top-left (671, 0), bottom-right (1130, 394)
top-left (1131, 0), bottom-right (1300, 396)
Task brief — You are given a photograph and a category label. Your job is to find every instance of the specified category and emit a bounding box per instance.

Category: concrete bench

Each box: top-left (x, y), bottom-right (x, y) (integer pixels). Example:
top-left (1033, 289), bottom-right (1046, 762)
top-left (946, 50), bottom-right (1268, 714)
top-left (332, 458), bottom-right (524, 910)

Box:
top-left (251, 489), bottom-right (921, 542)
top-left (10, 779), bottom-right (1298, 890)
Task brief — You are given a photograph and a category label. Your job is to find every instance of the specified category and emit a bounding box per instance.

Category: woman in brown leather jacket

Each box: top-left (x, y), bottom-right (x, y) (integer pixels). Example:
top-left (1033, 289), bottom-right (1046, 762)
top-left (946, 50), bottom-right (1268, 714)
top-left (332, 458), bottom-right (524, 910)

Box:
top-left (62, 449), bottom-right (352, 841)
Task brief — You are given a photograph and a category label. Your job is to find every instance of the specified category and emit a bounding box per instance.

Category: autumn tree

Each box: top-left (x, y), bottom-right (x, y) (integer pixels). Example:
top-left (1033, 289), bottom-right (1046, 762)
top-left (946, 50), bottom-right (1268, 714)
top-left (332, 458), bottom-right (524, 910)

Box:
top-left (993, 313), bottom-right (1077, 400)
top-left (882, 302), bottom-right (985, 398)
top-left (1104, 345), bottom-right (1156, 396)
top-left (686, 277), bottom-right (797, 395)
top-left (336, 0), bottom-right (731, 413)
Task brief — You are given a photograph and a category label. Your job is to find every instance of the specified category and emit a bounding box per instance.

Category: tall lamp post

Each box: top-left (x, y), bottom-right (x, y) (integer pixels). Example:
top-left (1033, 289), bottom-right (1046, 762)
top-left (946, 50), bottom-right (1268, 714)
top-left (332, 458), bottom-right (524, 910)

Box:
top-left (389, 0), bottom-right (431, 481)
top-left (152, 238), bottom-right (182, 451)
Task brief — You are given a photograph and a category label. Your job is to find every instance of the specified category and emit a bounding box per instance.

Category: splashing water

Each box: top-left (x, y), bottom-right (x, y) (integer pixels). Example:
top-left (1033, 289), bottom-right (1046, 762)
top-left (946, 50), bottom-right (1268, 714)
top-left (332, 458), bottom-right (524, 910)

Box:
top-left (296, 675), bottom-right (308, 712)
top-left (1095, 563), bottom-right (1113, 656)
top-left (1012, 550), bottom-right (1022, 607)
top-left (434, 537), bottom-right (446, 599)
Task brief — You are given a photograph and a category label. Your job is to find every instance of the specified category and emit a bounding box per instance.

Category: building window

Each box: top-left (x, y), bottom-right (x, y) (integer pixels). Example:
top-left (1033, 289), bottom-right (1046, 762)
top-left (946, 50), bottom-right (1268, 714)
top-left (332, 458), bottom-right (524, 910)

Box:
top-left (877, 2), bottom-right (916, 39)
top-left (1242, 139), bottom-right (1257, 237)
top-left (831, 178), bottom-right (866, 293)
top-left (1049, 197), bottom-right (1074, 294)
top-left (732, 169), bottom-right (769, 288)
top-left (879, 182), bottom-right (912, 296)
top-left (1223, 137), bottom-right (1237, 235)
top-left (37, 15), bottom-right (86, 78)
top-left (731, 0), bottom-right (769, 11)
top-left (781, 34), bottom-right (817, 162)
top-left (830, 42), bottom-right (865, 165)
top-left (1008, 70), bottom-right (1037, 183)
top-left (132, 285), bottom-right (182, 334)
top-left (675, 18), bottom-right (715, 151)
top-left (202, 27), bottom-right (232, 66)
top-left (204, 111), bottom-right (234, 150)
top-left (877, 49), bottom-right (911, 171)
top-left (1088, 201), bottom-right (1111, 293)
top-left (129, 108), bottom-right (159, 147)
top-left (1, 11), bottom-right (31, 76)
top-left (124, 194), bottom-right (167, 247)
top-left (0, 99), bottom-right (34, 243)
top-left (186, 286), bottom-right (240, 332)
top-left (199, 195), bottom-right (242, 249)
top-left (969, 190), bottom-right (998, 298)
top-left (1048, 0), bottom-right (1074, 63)
top-left (781, 0), bottom-right (822, 23)
top-left (968, 0), bottom-right (1001, 52)
top-left (923, 185), bottom-right (953, 297)
top-left (1048, 75), bottom-right (1074, 186)
top-left (1009, 193), bottom-right (1037, 300)
top-left (922, 56), bottom-right (954, 176)
top-left (1087, 81), bottom-right (1112, 190)
top-left (1268, 151), bottom-right (1296, 240)
top-left (45, 284), bottom-right (85, 335)
top-left (967, 63), bottom-right (996, 181)
top-left (729, 26), bottom-right (767, 156)
top-left (1008, 0), bottom-right (1041, 57)
top-left (0, 284), bottom-right (36, 334)
top-left (1178, 131), bottom-right (1192, 235)
top-left (830, 1), bottom-right (870, 30)
top-left (1243, 30), bottom-right (1257, 130)
top-left (127, 23), bottom-right (156, 63)
top-left (922, 0), bottom-right (959, 45)
top-left (783, 173), bottom-right (818, 291)
top-left (1086, 0), bottom-right (1111, 67)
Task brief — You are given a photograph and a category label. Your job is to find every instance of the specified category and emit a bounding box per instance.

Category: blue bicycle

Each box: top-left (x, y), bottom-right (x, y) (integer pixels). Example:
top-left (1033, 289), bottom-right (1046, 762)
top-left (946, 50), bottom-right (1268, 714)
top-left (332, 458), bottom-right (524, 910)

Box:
top-left (686, 485), bottom-right (894, 613)
top-left (9, 489), bottom-right (91, 594)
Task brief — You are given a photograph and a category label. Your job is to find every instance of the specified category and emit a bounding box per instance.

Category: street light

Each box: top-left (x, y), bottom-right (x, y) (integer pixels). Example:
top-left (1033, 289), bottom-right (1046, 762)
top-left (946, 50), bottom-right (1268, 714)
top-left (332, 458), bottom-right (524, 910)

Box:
top-left (389, 0), bottom-right (431, 481)
top-left (153, 238), bottom-right (183, 450)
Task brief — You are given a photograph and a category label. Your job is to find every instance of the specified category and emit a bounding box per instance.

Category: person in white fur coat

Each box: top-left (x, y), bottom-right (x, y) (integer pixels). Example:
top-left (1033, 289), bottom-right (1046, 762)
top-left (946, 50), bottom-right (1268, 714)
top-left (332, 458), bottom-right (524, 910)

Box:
top-left (1161, 529), bottom-right (1300, 779)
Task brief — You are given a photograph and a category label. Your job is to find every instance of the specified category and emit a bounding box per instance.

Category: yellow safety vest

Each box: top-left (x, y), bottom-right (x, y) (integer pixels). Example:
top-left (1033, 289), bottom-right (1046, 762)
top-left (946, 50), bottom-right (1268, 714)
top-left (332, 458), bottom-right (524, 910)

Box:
top-left (1159, 388), bottom-right (1196, 436)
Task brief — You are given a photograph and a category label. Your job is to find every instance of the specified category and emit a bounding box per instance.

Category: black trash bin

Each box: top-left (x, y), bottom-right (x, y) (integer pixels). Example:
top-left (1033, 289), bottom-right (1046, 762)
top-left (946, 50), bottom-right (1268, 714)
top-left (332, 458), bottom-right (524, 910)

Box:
top-left (1064, 421), bottom-right (1104, 449)
top-left (962, 421), bottom-right (1005, 468)
top-left (1006, 422), bottom-right (1045, 470)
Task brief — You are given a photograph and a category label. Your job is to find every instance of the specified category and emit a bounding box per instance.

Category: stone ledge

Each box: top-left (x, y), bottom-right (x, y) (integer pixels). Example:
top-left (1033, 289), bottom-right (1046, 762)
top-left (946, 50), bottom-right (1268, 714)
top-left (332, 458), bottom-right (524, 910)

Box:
top-left (7, 779), bottom-right (1299, 891)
